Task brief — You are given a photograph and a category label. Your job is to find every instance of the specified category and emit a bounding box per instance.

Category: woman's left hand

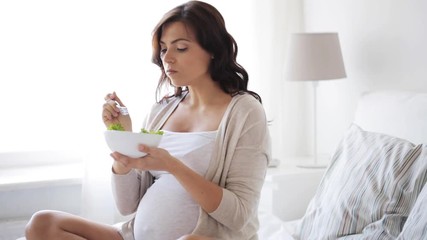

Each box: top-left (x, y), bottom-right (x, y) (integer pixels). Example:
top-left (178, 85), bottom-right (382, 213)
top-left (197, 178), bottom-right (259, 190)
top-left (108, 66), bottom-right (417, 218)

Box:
top-left (110, 144), bottom-right (177, 172)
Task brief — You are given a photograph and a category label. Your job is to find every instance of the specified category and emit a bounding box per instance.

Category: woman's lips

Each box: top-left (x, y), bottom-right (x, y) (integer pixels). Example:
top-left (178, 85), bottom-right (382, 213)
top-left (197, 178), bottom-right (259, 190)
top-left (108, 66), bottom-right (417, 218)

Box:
top-left (166, 69), bottom-right (177, 74)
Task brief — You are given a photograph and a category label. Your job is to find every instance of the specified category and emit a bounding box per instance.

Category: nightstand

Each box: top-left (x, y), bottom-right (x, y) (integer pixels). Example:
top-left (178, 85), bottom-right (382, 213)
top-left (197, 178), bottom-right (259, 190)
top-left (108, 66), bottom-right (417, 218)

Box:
top-left (259, 160), bottom-right (326, 221)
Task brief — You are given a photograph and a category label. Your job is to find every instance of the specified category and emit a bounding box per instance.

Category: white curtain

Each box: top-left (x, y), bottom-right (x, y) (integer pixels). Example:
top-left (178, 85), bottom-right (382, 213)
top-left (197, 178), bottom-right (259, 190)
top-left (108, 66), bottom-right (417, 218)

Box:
top-left (248, 0), bottom-right (307, 161)
top-left (0, 0), bottom-right (303, 224)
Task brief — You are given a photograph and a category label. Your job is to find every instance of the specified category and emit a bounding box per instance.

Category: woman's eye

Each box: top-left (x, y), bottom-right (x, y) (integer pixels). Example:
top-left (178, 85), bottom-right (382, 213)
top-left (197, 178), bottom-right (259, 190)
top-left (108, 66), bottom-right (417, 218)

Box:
top-left (160, 47), bottom-right (187, 57)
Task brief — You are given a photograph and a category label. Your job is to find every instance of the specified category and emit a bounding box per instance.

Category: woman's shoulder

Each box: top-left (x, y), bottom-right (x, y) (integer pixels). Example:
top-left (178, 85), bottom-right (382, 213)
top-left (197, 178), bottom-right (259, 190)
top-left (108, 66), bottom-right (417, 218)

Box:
top-left (228, 92), bottom-right (267, 121)
top-left (231, 92), bottom-right (263, 109)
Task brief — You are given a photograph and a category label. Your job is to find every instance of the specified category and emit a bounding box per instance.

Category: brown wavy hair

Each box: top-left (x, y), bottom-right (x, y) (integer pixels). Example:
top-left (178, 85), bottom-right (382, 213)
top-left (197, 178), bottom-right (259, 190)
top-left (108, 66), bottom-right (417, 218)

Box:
top-left (151, 1), bottom-right (261, 103)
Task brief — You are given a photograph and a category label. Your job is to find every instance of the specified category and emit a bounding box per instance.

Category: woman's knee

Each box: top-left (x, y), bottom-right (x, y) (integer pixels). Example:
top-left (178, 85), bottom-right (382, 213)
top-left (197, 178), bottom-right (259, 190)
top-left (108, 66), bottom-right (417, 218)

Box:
top-left (25, 210), bottom-right (60, 239)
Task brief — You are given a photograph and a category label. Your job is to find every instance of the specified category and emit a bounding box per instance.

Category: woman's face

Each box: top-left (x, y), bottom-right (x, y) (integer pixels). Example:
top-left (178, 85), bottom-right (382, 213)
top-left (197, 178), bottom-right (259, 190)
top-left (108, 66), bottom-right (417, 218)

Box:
top-left (159, 21), bottom-right (212, 88)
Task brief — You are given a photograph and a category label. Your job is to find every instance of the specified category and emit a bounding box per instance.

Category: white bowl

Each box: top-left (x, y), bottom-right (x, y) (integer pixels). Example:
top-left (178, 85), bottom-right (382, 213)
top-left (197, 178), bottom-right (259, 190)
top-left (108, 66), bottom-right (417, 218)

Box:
top-left (104, 130), bottom-right (163, 158)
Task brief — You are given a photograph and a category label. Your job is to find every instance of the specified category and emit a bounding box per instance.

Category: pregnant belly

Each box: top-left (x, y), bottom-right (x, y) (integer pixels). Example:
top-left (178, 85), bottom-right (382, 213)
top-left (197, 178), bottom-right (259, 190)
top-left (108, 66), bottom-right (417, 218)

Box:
top-left (133, 176), bottom-right (199, 240)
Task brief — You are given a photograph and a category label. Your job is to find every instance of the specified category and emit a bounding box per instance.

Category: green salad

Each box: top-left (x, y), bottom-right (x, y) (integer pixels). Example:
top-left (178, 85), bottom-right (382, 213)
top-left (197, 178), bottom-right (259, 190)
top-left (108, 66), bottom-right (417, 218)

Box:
top-left (107, 123), bottom-right (125, 131)
top-left (140, 128), bottom-right (164, 135)
top-left (107, 123), bottom-right (164, 135)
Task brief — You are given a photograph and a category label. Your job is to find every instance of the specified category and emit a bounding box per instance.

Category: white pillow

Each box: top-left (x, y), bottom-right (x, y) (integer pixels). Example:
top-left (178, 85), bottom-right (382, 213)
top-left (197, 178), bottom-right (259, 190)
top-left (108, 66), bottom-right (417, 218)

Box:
top-left (293, 124), bottom-right (427, 239)
top-left (354, 90), bottom-right (427, 144)
top-left (397, 146), bottom-right (427, 239)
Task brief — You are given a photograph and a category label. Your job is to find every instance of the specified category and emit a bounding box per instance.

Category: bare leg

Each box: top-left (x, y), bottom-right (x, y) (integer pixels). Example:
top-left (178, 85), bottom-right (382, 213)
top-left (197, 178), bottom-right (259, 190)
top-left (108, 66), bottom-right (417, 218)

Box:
top-left (25, 210), bottom-right (123, 240)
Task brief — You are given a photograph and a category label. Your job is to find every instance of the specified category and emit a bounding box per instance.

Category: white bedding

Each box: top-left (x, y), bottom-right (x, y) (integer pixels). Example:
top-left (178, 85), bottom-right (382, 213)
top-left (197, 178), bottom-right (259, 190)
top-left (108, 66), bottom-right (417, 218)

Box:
top-left (258, 210), bottom-right (300, 240)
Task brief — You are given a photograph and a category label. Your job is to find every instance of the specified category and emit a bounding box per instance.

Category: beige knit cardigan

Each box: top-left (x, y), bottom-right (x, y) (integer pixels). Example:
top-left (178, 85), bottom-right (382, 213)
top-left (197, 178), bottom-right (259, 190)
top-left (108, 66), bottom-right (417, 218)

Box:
top-left (112, 92), bottom-right (271, 240)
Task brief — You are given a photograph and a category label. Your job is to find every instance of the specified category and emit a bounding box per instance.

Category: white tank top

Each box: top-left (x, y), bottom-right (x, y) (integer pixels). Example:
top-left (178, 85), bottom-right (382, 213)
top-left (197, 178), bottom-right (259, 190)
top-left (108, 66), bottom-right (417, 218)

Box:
top-left (133, 130), bottom-right (217, 240)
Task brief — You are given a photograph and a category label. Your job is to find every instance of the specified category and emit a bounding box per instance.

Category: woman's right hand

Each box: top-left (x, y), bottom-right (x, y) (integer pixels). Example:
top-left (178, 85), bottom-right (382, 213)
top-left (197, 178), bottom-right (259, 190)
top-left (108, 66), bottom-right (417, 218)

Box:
top-left (102, 92), bottom-right (132, 131)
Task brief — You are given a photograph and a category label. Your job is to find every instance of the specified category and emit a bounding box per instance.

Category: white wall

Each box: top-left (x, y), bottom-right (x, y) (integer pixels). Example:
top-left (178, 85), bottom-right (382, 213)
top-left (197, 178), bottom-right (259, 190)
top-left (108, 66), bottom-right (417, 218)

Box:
top-left (300, 0), bottom-right (427, 159)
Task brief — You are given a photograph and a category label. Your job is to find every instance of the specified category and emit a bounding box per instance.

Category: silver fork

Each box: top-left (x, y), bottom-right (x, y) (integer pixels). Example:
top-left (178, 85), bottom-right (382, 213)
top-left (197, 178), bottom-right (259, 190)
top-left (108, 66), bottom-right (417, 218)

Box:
top-left (114, 101), bottom-right (129, 115)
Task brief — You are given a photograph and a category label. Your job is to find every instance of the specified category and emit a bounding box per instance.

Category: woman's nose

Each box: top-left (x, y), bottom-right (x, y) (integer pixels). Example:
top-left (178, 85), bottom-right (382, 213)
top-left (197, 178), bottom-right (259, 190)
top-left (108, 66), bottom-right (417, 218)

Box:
top-left (163, 50), bottom-right (175, 63)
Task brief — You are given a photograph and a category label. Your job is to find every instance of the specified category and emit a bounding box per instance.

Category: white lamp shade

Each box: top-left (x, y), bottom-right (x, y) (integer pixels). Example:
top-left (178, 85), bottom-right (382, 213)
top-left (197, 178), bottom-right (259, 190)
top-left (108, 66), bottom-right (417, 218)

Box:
top-left (285, 32), bottom-right (346, 81)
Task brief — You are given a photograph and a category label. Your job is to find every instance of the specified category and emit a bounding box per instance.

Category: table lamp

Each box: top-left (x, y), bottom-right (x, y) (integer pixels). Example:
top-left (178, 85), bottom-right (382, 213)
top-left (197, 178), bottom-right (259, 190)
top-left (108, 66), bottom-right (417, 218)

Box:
top-left (285, 32), bottom-right (346, 168)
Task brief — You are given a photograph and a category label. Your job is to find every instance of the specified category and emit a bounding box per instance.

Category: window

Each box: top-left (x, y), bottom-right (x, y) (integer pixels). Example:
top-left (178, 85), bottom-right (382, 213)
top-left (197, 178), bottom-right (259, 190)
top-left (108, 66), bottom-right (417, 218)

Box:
top-left (0, 0), bottom-right (262, 159)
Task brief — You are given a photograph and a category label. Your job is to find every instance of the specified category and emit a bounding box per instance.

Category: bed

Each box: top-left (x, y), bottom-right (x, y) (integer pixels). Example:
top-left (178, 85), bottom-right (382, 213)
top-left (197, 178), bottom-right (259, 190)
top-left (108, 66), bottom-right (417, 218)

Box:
top-left (258, 90), bottom-right (427, 239)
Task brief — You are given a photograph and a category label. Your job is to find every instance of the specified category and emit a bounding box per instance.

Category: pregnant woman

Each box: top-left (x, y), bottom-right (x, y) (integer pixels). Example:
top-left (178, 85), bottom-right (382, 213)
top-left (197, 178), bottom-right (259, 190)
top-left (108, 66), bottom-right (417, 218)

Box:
top-left (25, 1), bottom-right (270, 239)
